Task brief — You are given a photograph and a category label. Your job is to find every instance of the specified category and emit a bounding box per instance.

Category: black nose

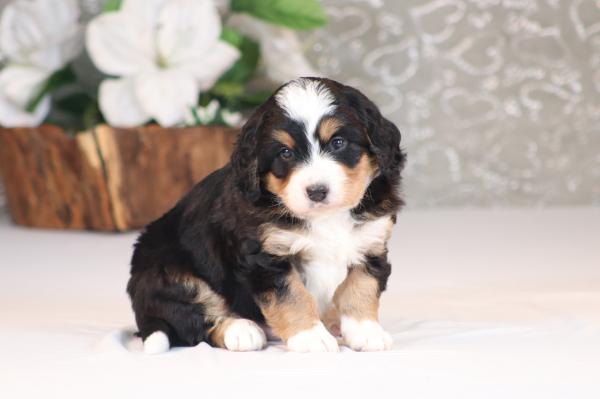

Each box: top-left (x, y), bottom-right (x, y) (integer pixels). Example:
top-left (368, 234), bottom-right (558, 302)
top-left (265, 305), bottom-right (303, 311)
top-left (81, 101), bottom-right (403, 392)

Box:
top-left (306, 184), bottom-right (329, 202)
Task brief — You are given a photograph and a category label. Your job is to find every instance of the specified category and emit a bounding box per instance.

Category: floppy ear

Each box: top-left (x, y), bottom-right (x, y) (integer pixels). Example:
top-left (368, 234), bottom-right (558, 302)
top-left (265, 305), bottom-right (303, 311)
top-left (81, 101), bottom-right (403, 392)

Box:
top-left (346, 88), bottom-right (405, 181)
top-left (231, 110), bottom-right (263, 203)
top-left (342, 86), bottom-right (406, 181)
top-left (367, 108), bottom-right (405, 181)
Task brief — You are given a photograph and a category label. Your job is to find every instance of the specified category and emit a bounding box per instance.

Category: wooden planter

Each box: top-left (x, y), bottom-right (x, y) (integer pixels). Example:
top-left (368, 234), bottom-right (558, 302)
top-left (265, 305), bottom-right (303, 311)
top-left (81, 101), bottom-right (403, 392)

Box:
top-left (0, 124), bottom-right (238, 231)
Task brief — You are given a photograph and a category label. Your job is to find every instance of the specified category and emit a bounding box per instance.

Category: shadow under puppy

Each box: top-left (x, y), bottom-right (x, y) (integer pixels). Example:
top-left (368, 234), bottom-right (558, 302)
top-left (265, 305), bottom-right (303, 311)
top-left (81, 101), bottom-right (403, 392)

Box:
top-left (128, 77), bottom-right (406, 354)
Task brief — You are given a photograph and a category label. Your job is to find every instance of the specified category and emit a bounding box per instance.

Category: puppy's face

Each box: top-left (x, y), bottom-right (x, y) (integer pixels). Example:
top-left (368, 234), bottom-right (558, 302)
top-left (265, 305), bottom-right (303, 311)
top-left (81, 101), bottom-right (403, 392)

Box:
top-left (264, 113), bottom-right (376, 219)
top-left (233, 78), bottom-right (403, 220)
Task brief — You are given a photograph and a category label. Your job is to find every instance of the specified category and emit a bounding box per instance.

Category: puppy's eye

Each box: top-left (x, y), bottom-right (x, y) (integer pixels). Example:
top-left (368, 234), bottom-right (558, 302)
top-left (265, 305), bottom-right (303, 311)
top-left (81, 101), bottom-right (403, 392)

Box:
top-left (279, 147), bottom-right (294, 160)
top-left (330, 137), bottom-right (346, 151)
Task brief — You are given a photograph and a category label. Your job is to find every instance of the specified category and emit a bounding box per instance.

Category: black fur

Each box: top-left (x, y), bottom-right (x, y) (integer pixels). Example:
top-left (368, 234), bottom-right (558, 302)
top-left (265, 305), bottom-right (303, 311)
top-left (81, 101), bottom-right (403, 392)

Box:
top-left (127, 78), bottom-right (406, 347)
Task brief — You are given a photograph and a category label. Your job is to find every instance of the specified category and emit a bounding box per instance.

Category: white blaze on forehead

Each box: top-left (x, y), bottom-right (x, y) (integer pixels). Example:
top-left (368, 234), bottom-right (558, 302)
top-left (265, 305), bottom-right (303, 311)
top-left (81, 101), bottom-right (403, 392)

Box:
top-left (275, 78), bottom-right (336, 151)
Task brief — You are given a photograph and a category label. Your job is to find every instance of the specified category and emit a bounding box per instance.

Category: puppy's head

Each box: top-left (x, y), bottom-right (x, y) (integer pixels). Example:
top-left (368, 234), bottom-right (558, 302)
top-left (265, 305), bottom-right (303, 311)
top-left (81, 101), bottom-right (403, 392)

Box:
top-left (232, 77), bottom-right (404, 219)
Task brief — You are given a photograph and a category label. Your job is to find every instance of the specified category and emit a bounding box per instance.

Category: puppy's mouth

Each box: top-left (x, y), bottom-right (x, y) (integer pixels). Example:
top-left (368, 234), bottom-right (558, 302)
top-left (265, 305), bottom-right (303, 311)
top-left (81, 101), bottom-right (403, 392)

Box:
top-left (289, 197), bottom-right (350, 219)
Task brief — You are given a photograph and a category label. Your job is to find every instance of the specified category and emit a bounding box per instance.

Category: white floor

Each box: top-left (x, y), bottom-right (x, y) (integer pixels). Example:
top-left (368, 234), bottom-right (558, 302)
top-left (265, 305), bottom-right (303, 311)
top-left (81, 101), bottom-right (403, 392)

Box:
top-left (1, 208), bottom-right (599, 398)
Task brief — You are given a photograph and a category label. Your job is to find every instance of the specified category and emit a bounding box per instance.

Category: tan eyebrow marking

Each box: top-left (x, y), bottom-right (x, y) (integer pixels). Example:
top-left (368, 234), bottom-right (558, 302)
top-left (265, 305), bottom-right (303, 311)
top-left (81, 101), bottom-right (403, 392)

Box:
top-left (273, 129), bottom-right (296, 149)
top-left (318, 117), bottom-right (343, 142)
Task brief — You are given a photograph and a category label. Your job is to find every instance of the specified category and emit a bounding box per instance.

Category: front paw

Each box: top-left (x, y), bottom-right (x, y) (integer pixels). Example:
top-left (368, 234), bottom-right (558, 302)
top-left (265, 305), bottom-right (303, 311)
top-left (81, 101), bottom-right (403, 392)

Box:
top-left (287, 322), bottom-right (339, 353)
top-left (341, 317), bottom-right (393, 351)
top-left (223, 319), bottom-right (267, 351)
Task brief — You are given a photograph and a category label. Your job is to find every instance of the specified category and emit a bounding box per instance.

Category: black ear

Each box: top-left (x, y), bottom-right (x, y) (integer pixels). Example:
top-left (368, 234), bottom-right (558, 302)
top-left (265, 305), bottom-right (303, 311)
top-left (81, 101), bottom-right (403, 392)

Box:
top-left (231, 110), bottom-right (263, 203)
top-left (345, 87), bottom-right (405, 181)
top-left (342, 86), bottom-right (406, 181)
top-left (367, 109), bottom-right (405, 181)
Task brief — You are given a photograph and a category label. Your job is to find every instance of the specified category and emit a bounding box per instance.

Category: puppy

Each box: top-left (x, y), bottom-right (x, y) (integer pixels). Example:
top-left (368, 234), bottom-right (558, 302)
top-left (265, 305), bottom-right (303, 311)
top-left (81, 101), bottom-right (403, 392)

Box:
top-left (127, 77), bottom-right (405, 354)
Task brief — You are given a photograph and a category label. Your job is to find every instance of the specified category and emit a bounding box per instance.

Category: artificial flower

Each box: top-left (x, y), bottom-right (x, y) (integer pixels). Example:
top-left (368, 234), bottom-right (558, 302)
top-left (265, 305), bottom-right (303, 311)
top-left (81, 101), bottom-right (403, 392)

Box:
top-left (87, 0), bottom-right (240, 127)
top-left (221, 109), bottom-right (243, 127)
top-left (0, 0), bottom-right (82, 127)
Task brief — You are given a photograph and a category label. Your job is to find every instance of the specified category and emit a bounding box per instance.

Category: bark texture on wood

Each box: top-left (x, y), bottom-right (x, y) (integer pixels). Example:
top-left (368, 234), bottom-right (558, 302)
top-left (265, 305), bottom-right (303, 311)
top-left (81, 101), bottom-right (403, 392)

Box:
top-left (0, 125), bottom-right (113, 229)
top-left (0, 124), bottom-right (238, 231)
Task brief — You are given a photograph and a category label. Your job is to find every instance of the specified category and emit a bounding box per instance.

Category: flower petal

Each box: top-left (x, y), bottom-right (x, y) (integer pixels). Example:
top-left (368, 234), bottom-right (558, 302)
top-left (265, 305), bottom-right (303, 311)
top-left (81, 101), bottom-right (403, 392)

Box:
top-left (31, 0), bottom-right (80, 41)
top-left (221, 109), bottom-right (243, 127)
top-left (0, 65), bottom-right (50, 107)
top-left (86, 12), bottom-right (155, 76)
top-left (121, 0), bottom-right (169, 29)
top-left (134, 70), bottom-right (198, 127)
top-left (180, 41), bottom-right (240, 90)
top-left (26, 25), bottom-right (83, 71)
top-left (197, 99), bottom-right (220, 124)
top-left (0, 1), bottom-right (46, 64)
top-left (0, 92), bottom-right (50, 127)
top-left (0, 0), bottom-right (82, 69)
top-left (99, 78), bottom-right (149, 127)
top-left (156, 0), bottom-right (222, 66)
top-left (227, 14), bottom-right (318, 83)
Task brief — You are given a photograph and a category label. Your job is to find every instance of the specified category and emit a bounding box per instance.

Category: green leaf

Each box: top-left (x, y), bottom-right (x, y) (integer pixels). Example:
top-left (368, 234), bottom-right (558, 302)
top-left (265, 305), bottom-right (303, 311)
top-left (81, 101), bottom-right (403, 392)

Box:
top-left (220, 27), bottom-right (244, 48)
top-left (217, 32), bottom-right (259, 84)
top-left (26, 66), bottom-right (76, 113)
top-left (54, 93), bottom-right (91, 114)
top-left (51, 91), bottom-right (100, 130)
top-left (103, 0), bottom-right (122, 12)
top-left (210, 81), bottom-right (245, 98)
top-left (240, 90), bottom-right (271, 107)
top-left (82, 101), bottom-right (101, 130)
top-left (231, 0), bottom-right (327, 30)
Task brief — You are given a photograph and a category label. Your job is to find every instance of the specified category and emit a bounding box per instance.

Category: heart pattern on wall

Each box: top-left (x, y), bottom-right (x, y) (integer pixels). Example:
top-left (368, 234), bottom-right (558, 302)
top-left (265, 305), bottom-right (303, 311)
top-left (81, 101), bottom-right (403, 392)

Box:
top-left (306, 0), bottom-right (600, 207)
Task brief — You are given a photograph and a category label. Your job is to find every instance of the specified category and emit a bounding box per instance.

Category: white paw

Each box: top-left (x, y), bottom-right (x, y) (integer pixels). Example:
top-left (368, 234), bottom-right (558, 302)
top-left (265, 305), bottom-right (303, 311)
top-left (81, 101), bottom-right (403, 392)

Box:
top-left (341, 317), bottom-right (393, 351)
top-left (223, 319), bottom-right (267, 351)
top-left (287, 322), bottom-right (339, 353)
top-left (143, 331), bottom-right (170, 354)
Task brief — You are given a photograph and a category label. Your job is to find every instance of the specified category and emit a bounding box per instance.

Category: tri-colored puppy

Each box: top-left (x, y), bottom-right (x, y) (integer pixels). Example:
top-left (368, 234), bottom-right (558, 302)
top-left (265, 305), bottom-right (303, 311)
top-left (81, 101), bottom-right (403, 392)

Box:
top-left (127, 77), bottom-right (406, 354)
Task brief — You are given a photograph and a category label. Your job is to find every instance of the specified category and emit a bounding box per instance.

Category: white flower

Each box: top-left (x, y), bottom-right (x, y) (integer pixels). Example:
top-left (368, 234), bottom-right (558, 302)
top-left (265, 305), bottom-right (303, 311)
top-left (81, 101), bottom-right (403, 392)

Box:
top-left (227, 14), bottom-right (319, 83)
top-left (221, 109), bottom-right (243, 127)
top-left (196, 100), bottom-right (221, 124)
top-left (87, 0), bottom-right (240, 128)
top-left (0, 66), bottom-right (51, 127)
top-left (185, 99), bottom-right (220, 125)
top-left (0, 0), bottom-right (82, 70)
top-left (0, 0), bottom-right (83, 127)
top-left (184, 101), bottom-right (243, 127)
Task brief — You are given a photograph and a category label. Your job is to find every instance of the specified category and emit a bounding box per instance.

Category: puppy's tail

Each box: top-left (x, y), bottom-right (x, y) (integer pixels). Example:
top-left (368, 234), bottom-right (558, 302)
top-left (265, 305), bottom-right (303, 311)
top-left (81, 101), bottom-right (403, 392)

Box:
top-left (139, 318), bottom-right (171, 355)
top-left (143, 331), bottom-right (170, 354)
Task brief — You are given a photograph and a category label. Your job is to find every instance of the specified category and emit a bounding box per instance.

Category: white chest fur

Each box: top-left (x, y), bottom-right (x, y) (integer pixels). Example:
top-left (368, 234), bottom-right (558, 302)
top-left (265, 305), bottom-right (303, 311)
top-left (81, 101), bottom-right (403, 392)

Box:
top-left (261, 213), bottom-right (393, 314)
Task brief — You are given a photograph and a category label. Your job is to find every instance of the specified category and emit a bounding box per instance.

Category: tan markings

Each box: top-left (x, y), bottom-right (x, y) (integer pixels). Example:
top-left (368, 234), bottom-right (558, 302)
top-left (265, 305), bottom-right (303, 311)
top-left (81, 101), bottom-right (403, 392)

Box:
top-left (318, 117), bottom-right (343, 142)
top-left (266, 130), bottom-right (299, 198)
top-left (207, 317), bottom-right (237, 348)
top-left (175, 273), bottom-right (230, 322)
top-left (265, 171), bottom-right (292, 198)
top-left (174, 273), bottom-right (248, 349)
top-left (324, 266), bottom-right (380, 331)
top-left (260, 223), bottom-right (304, 257)
top-left (273, 129), bottom-right (296, 149)
top-left (256, 269), bottom-right (320, 340)
top-left (342, 154), bottom-right (377, 208)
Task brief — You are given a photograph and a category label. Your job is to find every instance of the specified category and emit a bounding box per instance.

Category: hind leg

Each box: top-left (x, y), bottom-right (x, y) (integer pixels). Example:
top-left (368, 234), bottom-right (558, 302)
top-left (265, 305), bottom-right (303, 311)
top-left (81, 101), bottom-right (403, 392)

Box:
top-left (134, 271), bottom-right (266, 353)
top-left (135, 300), bottom-right (210, 354)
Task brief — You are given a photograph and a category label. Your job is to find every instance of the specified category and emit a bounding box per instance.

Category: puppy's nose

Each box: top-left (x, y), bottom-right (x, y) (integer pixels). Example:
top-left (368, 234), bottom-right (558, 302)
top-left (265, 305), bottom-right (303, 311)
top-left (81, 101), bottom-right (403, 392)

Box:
top-left (306, 184), bottom-right (329, 202)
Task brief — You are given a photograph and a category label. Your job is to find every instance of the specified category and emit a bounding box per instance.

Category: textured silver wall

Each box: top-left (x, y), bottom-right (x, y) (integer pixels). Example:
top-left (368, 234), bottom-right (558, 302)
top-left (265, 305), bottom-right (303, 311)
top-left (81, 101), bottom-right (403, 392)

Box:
top-left (306, 0), bottom-right (600, 207)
